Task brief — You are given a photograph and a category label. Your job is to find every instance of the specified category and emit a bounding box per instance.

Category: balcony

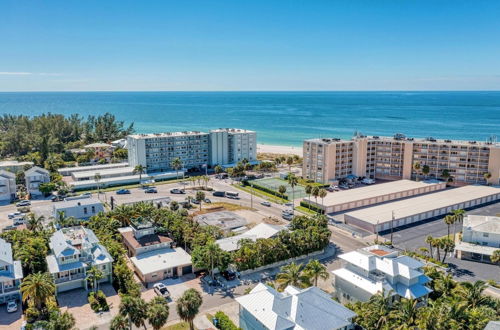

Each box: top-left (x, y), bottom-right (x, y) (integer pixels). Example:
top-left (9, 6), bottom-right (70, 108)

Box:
top-left (54, 272), bottom-right (86, 284)
top-left (0, 286), bottom-right (19, 294)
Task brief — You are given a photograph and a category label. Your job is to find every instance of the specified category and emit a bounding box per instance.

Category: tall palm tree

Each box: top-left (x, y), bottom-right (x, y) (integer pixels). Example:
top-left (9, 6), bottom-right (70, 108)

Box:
top-left (119, 295), bottom-right (147, 329)
top-left (276, 262), bottom-right (310, 290)
top-left (287, 173), bottom-right (298, 211)
top-left (21, 272), bottom-right (55, 309)
top-left (147, 296), bottom-right (169, 330)
top-left (86, 266), bottom-right (104, 293)
top-left (110, 314), bottom-right (129, 330)
top-left (425, 235), bottom-right (434, 259)
top-left (318, 188), bottom-right (327, 212)
top-left (391, 298), bottom-right (418, 327)
top-left (452, 208), bottom-right (466, 241)
top-left (304, 185), bottom-right (312, 210)
top-left (286, 156), bottom-right (294, 172)
top-left (369, 289), bottom-right (393, 329)
top-left (214, 165), bottom-right (223, 175)
top-left (133, 165), bottom-right (145, 186)
top-left (26, 213), bottom-right (45, 232)
top-left (435, 273), bottom-right (455, 297)
top-left (483, 172), bottom-right (492, 185)
top-left (457, 280), bottom-right (488, 308)
top-left (413, 161), bottom-right (421, 181)
top-left (171, 157), bottom-right (183, 179)
top-left (195, 191), bottom-right (205, 211)
top-left (443, 214), bottom-right (455, 238)
top-left (176, 289), bottom-right (203, 330)
top-left (304, 259), bottom-right (329, 286)
top-left (311, 186), bottom-right (320, 205)
top-left (94, 172), bottom-right (102, 194)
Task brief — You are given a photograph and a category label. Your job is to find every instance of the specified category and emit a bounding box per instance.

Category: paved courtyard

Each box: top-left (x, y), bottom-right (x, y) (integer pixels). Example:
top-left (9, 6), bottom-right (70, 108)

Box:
top-left (0, 306), bottom-right (23, 330)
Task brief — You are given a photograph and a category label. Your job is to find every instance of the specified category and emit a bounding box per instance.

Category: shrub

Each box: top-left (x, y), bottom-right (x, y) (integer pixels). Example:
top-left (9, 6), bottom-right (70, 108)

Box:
top-left (299, 200), bottom-right (324, 214)
top-left (213, 311), bottom-right (240, 330)
top-left (244, 181), bottom-right (289, 200)
top-left (88, 290), bottom-right (109, 312)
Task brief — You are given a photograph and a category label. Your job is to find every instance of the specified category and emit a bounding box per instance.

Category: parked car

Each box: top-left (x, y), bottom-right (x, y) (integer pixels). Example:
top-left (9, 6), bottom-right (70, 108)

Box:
top-left (13, 218), bottom-right (26, 226)
top-left (16, 201), bottom-right (31, 207)
top-left (260, 201), bottom-right (271, 207)
top-left (284, 202), bottom-right (293, 207)
top-left (326, 187), bottom-right (334, 192)
top-left (212, 191), bottom-right (225, 197)
top-left (8, 212), bottom-right (22, 219)
top-left (2, 225), bottom-right (17, 232)
top-left (204, 198), bottom-right (211, 203)
top-left (145, 188), bottom-right (158, 193)
top-left (221, 270), bottom-right (236, 281)
top-left (170, 188), bottom-right (185, 194)
top-left (282, 214), bottom-right (293, 220)
top-left (81, 192), bottom-right (92, 197)
top-left (153, 283), bottom-right (170, 299)
top-left (362, 178), bottom-right (376, 185)
top-left (6, 300), bottom-right (17, 313)
top-left (192, 199), bottom-right (200, 204)
top-left (339, 184), bottom-right (349, 189)
top-left (332, 185), bottom-right (340, 191)
top-left (201, 275), bottom-right (219, 286)
top-left (282, 209), bottom-right (293, 215)
top-left (116, 189), bottom-right (131, 194)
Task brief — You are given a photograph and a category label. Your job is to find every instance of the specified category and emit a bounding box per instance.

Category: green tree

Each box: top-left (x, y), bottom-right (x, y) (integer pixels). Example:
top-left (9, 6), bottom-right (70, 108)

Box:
top-left (46, 310), bottom-right (76, 330)
top-left (86, 266), bottom-right (104, 293)
top-left (304, 259), bottom-right (328, 286)
top-left (191, 242), bottom-right (230, 279)
top-left (170, 200), bottom-right (179, 211)
top-left (44, 153), bottom-right (64, 172)
top-left (133, 165), bottom-right (145, 185)
top-left (422, 164), bottom-right (430, 179)
top-left (413, 161), bottom-right (421, 181)
top-left (94, 172), bottom-right (102, 194)
top-left (276, 262), bottom-right (310, 290)
top-left (110, 314), bottom-right (129, 330)
top-left (483, 172), bottom-right (492, 185)
top-left (318, 188), bottom-right (327, 211)
top-left (195, 190), bottom-right (205, 211)
top-left (426, 235), bottom-right (434, 259)
top-left (287, 173), bottom-right (298, 211)
top-left (171, 157), bottom-right (183, 179)
top-left (491, 249), bottom-right (500, 264)
top-left (304, 184), bottom-right (312, 210)
top-left (119, 295), bottom-right (147, 329)
top-left (21, 272), bottom-right (56, 310)
top-left (441, 169), bottom-right (450, 182)
top-left (278, 185), bottom-right (287, 200)
top-left (113, 148), bottom-right (128, 160)
top-left (444, 214), bottom-right (455, 238)
top-left (457, 280), bottom-right (488, 308)
top-left (286, 156), bottom-right (294, 172)
top-left (214, 165), bottom-right (223, 175)
top-left (26, 213), bottom-right (45, 232)
top-left (176, 289), bottom-right (203, 330)
top-left (311, 186), bottom-right (320, 205)
top-left (39, 182), bottom-right (57, 196)
top-left (147, 296), bottom-right (170, 330)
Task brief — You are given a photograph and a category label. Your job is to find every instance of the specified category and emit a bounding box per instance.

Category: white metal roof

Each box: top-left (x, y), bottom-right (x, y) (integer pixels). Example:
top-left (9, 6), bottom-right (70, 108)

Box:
top-left (455, 242), bottom-right (499, 256)
top-left (130, 247), bottom-right (192, 275)
top-left (57, 162), bottom-right (129, 174)
top-left (72, 166), bottom-right (134, 179)
top-left (463, 215), bottom-right (500, 235)
top-left (345, 185), bottom-right (500, 225)
top-left (216, 223), bottom-right (285, 252)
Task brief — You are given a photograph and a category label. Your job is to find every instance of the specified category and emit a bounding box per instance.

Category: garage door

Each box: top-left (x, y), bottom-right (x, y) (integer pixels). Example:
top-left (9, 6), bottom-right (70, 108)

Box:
top-left (182, 265), bottom-right (193, 275)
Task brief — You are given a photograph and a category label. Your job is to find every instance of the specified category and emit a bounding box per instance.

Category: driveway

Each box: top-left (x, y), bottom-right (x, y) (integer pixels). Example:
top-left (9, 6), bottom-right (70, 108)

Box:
top-left (0, 305), bottom-right (23, 330)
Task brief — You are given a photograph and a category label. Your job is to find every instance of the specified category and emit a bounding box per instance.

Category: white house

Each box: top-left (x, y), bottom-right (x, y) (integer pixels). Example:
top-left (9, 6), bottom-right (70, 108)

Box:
top-left (53, 197), bottom-right (104, 219)
top-left (455, 215), bottom-right (500, 263)
top-left (216, 223), bottom-right (285, 252)
top-left (0, 170), bottom-right (16, 202)
top-left (46, 226), bottom-right (113, 293)
top-left (25, 166), bottom-right (50, 197)
top-left (236, 283), bottom-right (357, 330)
top-left (332, 245), bottom-right (432, 304)
top-left (0, 238), bottom-right (23, 304)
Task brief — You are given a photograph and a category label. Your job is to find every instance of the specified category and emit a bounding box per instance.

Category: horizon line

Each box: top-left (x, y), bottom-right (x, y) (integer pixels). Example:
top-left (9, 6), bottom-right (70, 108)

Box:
top-left (1, 89), bottom-right (500, 93)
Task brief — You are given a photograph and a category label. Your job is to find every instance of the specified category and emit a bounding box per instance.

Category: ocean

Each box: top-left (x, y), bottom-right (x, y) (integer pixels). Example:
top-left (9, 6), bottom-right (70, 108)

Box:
top-left (0, 91), bottom-right (499, 146)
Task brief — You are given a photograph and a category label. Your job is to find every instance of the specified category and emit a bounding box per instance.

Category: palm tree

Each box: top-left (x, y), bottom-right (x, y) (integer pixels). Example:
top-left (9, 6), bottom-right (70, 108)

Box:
top-left (435, 273), bottom-right (455, 297)
top-left (86, 266), bottom-right (104, 293)
top-left (491, 249), bottom-right (500, 265)
top-left (94, 172), bottom-right (102, 194)
top-left (195, 191), bottom-right (205, 211)
top-left (441, 169), bottom-right (450, 182)
top-left (452, 209), bottom-right (466, 240)
top-left (318, 188), bottom-right (327, 212)
top-left (21, 272), bottom-right (55, 309)
top-left (369, 289), bottom-right (393, 329)
top-left (170, 200), bottom-right (179, 211)
top-left (147, 296), bottom-right (169, 330)
top-left (214, 165), bottom-right (223, 175)
top-left (304, 185), bottom-right (312, 210)
top-left (286, 156), bottom-right (294, 172)
top-left (311, 186), bottom-right (320, 205)
top-left (443, 214), bottom-right (455, 238)
top-left (457, 280), bottom-right (488, 308)
top-left (276, 262), bottom-right (310, 290)
top-left (304, 259), bottom-right (328, 286)
top-left (425, 235), bottom-right (434, 259)
top-left (176, 289), bottom-right (203, 330)
top-left (278, 185), bottom-right (287, 200)
top-left (26, 213), bottom-right (44, 232)
top-left (413, 161), bottom-right (421, 181)
top-left (483, 172), bottom-right (492, 185)
top-left (287, 173), bottom-right (298, 211)
top-left (171, 157), bottom-right (183, 179)
top-left (422, 164), bottom-right (430, 179)
top-left (110, 314), bottom-right (129, 330)
top-left (119, 295), bottom-right (147, 329)
top-left (133, 165), bottom-right (145, 186)
top-left (391, 298), bottom-right (418, 326)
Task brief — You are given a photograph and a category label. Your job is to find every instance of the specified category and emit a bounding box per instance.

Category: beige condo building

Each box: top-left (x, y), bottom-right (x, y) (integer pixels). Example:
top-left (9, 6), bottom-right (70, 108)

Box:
top-left (303, 134), bottom-right (500, 186)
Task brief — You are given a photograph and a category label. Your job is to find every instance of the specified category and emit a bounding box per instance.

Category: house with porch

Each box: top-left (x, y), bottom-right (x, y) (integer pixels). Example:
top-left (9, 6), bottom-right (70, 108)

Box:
top-left (25, 166), bottom-right (50, 197)
top-left (46, 226), bottom-right (113, 293)
top-left (455, 215), bottom-right (500, 263)
top-left (0, 238), bottom-right (23, 304)
top-left (332, 245), bottom-right (432, 304)
top-left (0, 170), bottom-right (16, 202)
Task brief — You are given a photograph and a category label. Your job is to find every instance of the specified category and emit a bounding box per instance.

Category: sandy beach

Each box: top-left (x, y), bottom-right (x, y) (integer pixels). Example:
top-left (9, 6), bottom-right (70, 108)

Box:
top-left (257, 144), bottom-right (303, 156)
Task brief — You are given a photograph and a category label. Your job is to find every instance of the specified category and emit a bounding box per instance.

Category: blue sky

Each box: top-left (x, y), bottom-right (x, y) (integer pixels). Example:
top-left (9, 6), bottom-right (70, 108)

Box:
top-left (1, 0), bottom-right (499, 91)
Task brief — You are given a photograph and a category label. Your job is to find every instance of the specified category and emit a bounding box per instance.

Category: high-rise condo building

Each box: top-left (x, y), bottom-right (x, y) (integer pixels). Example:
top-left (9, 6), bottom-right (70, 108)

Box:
top-left (303, 134), bottom-right (500, 186)
top-left (127, 128), bottom-right (256, 172)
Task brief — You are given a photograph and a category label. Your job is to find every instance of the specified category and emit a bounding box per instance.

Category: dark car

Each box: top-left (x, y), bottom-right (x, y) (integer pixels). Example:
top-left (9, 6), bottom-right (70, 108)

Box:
top-left (145, 188), bottom-right (158, 193)
top-left (212, 191), bottom-right (225, 197)
top-left (170, 188), bottom-right (185, 194)
top-left (221, 270), bottom-right (236, 281)
top-left (116, 189), bottom-right (131, 194)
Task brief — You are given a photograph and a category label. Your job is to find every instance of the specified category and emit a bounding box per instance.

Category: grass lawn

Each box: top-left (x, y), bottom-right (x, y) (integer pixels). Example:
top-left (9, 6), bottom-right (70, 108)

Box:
top-left (296, 205), bottom-right (319, 215)
top-left (162, 322), bottom-right (190, 330)
top-left (232, 184), bottom-right (287, 204)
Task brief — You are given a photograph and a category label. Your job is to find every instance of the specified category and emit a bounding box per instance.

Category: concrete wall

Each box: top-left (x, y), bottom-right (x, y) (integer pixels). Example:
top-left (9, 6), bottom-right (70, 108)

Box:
top-left (127, 136), bottom-right (147, 169)
top-left (333, 275), bottom-right (374, 304)
top-left (488, 148), bottom-right (500, 185)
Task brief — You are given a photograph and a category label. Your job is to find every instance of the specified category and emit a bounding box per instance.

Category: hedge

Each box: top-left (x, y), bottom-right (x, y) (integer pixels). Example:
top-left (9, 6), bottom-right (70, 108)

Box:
top-left (213, 311), bottom-right (240, 330)
top-left (243, 181), bottom-right (289, 200)
top-left (299, 200), bottom-right (324, 214)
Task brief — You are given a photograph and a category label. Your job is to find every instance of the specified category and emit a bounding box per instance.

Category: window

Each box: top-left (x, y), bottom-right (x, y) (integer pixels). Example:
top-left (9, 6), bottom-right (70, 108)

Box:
top-left (483, 233), bottom-right (489, 237)
top-left (91, 206), bottom-right (95, 213)
top-left (83, 207), bottom-right (88, 215)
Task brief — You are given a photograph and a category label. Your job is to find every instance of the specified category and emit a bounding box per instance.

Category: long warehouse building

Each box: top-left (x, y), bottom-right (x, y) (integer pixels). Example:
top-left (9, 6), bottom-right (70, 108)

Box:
top-left (344, 185), bottom-right (500, 233)
top-left (305, 179), bottom-right (446, 214)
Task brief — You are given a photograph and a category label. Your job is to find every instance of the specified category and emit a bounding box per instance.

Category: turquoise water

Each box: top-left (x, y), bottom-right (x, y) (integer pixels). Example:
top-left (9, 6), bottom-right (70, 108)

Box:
top-left (0, 91), bottom-right (499, 146)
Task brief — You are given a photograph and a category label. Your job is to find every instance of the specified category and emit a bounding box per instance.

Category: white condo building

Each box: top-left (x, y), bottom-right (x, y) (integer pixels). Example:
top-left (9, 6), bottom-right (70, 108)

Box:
top-left (332, 245), bottom-right (432, 304)
top-left (455, 215), bottom-right (500, 263)
top-left (127, 128), bottom-right (256, 172)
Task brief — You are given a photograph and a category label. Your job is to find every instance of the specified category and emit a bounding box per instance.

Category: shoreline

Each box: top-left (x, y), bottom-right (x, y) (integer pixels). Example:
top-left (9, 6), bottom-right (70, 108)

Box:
top-left (257, 144), bottom-right (303, 156)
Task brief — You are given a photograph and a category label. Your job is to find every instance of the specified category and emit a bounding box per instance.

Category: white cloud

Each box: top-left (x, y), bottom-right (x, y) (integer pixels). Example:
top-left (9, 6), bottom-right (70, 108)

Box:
top-left (0, 72), bottom-right (33, 75)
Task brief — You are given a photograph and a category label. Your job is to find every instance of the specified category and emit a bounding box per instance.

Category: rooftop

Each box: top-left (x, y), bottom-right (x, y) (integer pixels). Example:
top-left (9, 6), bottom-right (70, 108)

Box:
top-left (84, 142), bottom-right (113, 148)
top-left (130, 216), bottom-right (154, 229)
top-left (235, 283), bottom-right (356, 330)
top-left (0, 160), bottom-right (34, 167)
top-left (54, 197), bottom-right (103, 209)
top-left (128, 131), bottom-right (209, 139)
top-left (72, 166), bottom-right (135, 179)
top-left (463, 215), bottom-right (500, 235)
top-left (216, 223), bottom-right (285, 252)
top-left (130, 247), bottom-right (192, 275)
top-left (315, 179), bottom-right (445, 207)
top-left (209, 128), bottom-right (255, 133)
top-left (121, 229), bottom-right (172, 249)
top-left (345, 185), bottom-right (500, 225)
top-left (195, 211), bottom-right (248, 231)
top-left (58, 162), bottom-right (129, 174)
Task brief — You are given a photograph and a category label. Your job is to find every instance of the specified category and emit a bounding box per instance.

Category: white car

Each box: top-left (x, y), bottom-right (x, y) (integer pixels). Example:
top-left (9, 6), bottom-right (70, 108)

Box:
top-left (260, 201), bottom-right (271, 207)
top-left (153, 283), bottom-right (170, 299)
top-left (6, 300), bottom-right (17, 313)
top-left (8, 212), bottom-right (22, 219)
top-left (362, 178), bottom-right (376, 185)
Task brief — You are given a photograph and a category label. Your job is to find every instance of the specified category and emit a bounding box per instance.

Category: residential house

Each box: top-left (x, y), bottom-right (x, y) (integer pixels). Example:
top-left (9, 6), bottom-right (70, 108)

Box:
top-left (118, 217), bottom-right (192, 283)
top-left (236, 283), bottom-right (357, 330)
top-left (0, 170), bottom-right (16, 202)
top-left (25, 166), bottom-right (50, 197)
top-left (0, 238), bottom-right (23, 304)
top-left (216, 223), bottom-right (285, 252)
top-left (455, 215), bottom-right (500, 263)
top-left (332, 245), bottom-right (432, 304)
top-left (46, 226), bottom-right (113, 293)
top-left (0, 160), bottom-right (33, 173)
top-left (53, 196), bottom-right (104, 220)
top-left (84, 143), bottom-right (115, 162)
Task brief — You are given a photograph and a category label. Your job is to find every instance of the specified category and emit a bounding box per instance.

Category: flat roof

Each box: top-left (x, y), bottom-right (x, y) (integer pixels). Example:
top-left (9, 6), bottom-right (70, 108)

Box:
top-left (345, 185), bottom-right (500, 225)
top-left (130, 247), bottom-right (191, 275)
top-left (72, 166), bottom-right (134, 179)
top-left (128, 131), bottom-right (208, 139)
top-left (58, 162), bottom-right (129, 174)
top-left (216, 224), bottom-right (284, 252)
top-left (70, 170), bottom-right (180, 187)
top-left (317, 180), bottom-right (444, 207)
top-left (54, 197), bottom-right (103, 209)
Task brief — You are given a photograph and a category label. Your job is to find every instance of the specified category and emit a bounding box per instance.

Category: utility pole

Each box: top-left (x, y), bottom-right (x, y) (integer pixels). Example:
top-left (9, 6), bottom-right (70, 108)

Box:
top-left (390, 211), bottom-right (395, 244)
top-left (250, 183), bottom-right (253, 208)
